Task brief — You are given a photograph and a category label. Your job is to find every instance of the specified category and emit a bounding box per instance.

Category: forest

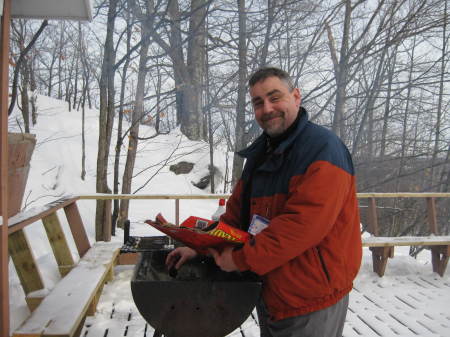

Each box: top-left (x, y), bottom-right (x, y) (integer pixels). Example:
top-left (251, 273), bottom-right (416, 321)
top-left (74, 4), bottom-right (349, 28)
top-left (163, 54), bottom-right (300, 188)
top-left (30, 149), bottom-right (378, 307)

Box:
top-left (7, 0), bottom-right (450, 242)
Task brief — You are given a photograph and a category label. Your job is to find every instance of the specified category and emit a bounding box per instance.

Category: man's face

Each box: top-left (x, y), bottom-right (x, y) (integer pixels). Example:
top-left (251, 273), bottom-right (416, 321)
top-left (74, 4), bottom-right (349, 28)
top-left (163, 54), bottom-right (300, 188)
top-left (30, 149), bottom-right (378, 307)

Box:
top-left (250, 76), bottom-right (301, 137)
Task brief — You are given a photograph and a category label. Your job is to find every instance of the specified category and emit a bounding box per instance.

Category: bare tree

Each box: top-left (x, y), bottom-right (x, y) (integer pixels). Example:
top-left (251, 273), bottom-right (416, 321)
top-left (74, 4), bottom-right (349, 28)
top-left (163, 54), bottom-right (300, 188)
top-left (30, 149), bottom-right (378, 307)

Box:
top-left (231, 0), bottom-right (247, 187)
top-left (95, 0), bottom-right (118, 241)
top-left (117, 0), bottom-right (152, 229)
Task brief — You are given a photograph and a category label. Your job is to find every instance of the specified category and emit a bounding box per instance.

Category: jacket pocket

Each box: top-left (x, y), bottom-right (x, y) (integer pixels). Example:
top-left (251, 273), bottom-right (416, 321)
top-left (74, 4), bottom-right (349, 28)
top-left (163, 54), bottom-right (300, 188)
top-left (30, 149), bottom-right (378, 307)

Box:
top-left (315, 247), bottom-right (330, 283)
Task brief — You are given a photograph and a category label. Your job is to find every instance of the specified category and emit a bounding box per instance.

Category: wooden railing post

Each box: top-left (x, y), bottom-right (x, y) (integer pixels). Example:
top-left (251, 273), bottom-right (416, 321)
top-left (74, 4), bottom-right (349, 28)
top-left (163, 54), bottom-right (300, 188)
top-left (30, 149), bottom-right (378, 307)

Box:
top-left (368, 197), bottom-right (379, 236)
top-left (426, 197), bottom-right (438, 234)
top-left (426, 197), bottom-right (449, 276)
top-left (175, 199), bottom-right (180, 226)
top-left (0, 1), bottom-right (12, 335)
top-left (367, 197), bottom-right (394, 276)
top-left (103, 199), bottom-right (112, 242)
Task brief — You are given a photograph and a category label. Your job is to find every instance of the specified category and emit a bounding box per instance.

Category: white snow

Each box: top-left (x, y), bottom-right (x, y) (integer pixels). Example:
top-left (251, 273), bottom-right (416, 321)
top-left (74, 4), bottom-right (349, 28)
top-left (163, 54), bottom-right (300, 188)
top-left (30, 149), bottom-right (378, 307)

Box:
top-left (7, 95), bottom-right (450, 336)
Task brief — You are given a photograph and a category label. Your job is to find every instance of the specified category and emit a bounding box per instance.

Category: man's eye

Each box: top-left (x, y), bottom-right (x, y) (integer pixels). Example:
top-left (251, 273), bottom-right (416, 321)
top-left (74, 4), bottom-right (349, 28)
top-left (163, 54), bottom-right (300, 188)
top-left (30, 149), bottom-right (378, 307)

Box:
top-left (271, 96), bottom-right (280, 102)
top-left (253, 101), bottom-right (263, 107)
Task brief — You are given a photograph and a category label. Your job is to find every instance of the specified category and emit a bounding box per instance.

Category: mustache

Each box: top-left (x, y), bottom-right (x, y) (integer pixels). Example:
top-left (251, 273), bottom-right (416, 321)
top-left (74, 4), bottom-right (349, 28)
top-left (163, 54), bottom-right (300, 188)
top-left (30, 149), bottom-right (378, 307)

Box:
top-left (261, 112), bottom-right (283, 122)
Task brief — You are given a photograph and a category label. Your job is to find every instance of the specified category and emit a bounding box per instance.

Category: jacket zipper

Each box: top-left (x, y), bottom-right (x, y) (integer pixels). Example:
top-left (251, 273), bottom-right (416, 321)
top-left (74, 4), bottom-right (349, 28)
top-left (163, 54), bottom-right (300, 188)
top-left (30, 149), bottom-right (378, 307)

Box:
top-left (316, 247), bottom-right (330, 282)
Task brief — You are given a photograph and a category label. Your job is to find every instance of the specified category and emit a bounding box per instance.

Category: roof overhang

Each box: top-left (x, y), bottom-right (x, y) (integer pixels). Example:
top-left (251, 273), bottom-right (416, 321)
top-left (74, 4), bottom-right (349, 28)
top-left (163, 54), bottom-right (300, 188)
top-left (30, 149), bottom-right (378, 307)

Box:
top-left (10, 0), bottom-right (92, 21)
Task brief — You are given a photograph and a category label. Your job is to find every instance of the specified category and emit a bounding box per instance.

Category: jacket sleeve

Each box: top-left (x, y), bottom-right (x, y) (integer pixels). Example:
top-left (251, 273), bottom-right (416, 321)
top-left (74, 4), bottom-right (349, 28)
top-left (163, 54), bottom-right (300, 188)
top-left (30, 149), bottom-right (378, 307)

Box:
top-left (233, 154), bottom-right (355, 275)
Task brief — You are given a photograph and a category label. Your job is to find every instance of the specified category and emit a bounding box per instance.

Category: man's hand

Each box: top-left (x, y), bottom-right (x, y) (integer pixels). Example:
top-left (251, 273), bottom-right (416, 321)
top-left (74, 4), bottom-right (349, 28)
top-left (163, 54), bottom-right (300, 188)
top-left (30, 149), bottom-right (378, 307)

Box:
top-left (165, 246), bottom-right (197, 270)
top-left (208, 246), bottom-right (238, 272)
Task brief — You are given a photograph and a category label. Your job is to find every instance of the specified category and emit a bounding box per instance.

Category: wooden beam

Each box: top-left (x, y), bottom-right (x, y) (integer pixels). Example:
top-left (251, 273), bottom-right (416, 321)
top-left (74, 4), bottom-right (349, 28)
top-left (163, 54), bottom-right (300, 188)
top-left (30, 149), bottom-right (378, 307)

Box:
top-left (79, 194), bottom-right (232, 200)
top-left (427, 197), bottom-right (438, 234)
top-left (362, 235), bottom-right (450, 247)
top-left (77, 192), bottom-right (450, 200)
top-left (367, 197), bottom-right (379, 236)
top-left (357, 192), bottom-right (450, 198)
top-left (0, 1), bottom-right (11, 335)
top-left (42, 212), bottom-right (75, 275)
top-left (7, 196), bottom-right (79, 234)
top-left (8, 229), bottom-right (44, 295)
top-left (102, 199), bottom-right (111, 242)
top-left (64, 201), bottom-right (90, 257)
top-left (118, 252), bottom-right (139, 265)
top-left (175, 199), bottom-right (180, 226)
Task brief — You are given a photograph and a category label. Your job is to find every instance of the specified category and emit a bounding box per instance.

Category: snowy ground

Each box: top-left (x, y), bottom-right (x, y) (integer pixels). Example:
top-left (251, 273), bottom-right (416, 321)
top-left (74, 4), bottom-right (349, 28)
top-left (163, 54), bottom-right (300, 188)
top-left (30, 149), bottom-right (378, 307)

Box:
top-left (7, 95), bottom-right (450, 336)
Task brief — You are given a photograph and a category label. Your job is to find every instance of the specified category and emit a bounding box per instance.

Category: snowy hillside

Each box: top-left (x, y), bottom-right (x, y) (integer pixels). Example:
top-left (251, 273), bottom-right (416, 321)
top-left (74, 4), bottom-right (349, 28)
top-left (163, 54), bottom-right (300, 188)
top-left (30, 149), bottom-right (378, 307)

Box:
top-left (8, 95), bottom-right (231, 330)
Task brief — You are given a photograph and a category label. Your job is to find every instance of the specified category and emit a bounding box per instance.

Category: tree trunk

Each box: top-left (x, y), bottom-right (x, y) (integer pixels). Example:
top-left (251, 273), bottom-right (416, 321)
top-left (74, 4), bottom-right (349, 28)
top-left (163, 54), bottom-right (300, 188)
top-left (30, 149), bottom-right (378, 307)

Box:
top-left (231, 0), bottom-right (247, 187)
top-left (183, 0), bottom-right (207, 140)
top-left (118, 27), bottom-right (150, 229)
top-left (395, 36), bottom-right (417, 193)
top-left (113, 6), bottom-right (132, 232)
top-left (331, 0), bottom-right (351, 138)
top-left (20, 65), bottom-right (30, 133)
top-left (95, 0), bottom-right (117, 241)
top-left (29, 58), bottom-right (37, 125)
top-left (430, 0), bottom-right (447, 189)
top-left (380, 46), bottom-right (398, 158)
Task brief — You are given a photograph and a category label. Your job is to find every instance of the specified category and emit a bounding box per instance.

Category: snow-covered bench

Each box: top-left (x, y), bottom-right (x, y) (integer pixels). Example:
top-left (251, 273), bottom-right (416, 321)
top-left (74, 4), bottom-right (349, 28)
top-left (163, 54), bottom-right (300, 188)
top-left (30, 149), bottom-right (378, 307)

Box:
top-left (7, 196), bottom-right (121, 337)
top-left (362, 236), bottom-right (450, 277)
top-left (12, 242), bottom-right (121, 337)
top-left (360, 195), bottom-right (450, 277)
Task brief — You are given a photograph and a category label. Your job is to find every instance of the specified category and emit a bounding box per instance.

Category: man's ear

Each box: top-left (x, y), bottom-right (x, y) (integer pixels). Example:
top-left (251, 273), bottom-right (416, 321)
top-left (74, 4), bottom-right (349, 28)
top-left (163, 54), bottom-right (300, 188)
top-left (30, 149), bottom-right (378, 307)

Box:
top-left (293, 88), bottom-right (302, 107)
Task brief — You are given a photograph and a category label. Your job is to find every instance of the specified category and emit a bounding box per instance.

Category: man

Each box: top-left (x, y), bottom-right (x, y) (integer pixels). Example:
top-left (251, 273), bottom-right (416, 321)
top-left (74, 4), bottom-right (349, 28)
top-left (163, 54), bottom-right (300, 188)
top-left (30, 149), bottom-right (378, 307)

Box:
top-left (167, 67), bottom-right (362, 337)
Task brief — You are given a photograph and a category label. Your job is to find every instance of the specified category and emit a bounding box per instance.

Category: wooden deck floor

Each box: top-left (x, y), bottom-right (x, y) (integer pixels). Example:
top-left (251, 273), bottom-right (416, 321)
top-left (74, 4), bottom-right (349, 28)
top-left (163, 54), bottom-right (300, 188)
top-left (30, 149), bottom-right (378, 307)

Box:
top-left (80, 259), bottom-right (450, 337)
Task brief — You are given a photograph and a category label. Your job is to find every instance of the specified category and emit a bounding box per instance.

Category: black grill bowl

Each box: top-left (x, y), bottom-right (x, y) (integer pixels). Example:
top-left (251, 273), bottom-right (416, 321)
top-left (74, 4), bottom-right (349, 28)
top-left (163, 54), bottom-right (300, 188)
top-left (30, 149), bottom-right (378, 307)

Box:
top-left (131, 250), bottom-right (261, 337)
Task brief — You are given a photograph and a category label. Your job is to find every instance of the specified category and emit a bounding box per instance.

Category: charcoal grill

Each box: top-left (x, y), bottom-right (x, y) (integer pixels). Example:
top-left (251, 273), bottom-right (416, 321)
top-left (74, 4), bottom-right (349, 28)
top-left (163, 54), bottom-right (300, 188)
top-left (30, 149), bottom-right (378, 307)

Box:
top-left (123, 225), bottom-right (261, 337)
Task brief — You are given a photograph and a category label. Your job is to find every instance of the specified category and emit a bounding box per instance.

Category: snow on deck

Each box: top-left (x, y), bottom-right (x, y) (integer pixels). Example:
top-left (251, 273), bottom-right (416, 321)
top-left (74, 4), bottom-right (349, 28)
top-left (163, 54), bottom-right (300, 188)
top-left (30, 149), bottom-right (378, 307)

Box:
top-left (80, 253), bottom-right (450, 337)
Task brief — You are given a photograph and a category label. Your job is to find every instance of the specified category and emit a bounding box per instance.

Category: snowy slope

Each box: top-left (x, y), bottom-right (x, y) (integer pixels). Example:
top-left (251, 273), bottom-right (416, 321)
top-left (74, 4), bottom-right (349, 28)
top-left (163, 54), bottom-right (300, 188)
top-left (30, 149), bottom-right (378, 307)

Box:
top-left (8, 95), bottom-right (230, 331)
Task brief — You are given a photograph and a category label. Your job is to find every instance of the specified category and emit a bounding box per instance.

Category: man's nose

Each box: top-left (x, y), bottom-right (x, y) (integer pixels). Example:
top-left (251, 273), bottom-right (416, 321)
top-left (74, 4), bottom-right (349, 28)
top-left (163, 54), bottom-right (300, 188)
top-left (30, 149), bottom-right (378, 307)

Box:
top-left (262, 100), bottom-right (274, 114)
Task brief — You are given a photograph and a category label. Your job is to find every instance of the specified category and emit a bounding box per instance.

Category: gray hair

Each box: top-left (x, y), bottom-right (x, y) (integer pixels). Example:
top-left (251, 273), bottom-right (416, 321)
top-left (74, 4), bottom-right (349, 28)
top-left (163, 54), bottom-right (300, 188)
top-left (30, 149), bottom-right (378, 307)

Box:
top-left (248, 67), bottom-right (294, 91)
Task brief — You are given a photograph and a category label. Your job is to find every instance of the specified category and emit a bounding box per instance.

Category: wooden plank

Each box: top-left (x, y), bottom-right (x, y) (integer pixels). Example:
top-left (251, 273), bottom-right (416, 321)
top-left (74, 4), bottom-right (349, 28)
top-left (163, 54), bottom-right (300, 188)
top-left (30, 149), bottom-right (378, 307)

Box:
top-left (175, 199), bottom-right (180, 225)
top-left (77, 192), bottom-right (450, 200)
top-left (118, 252), bottom-right (139, 265)
top-left (13, 242), bottom-right (121, 337)
top-left (357, 192), bottom-right (450, 198)
top-left (0, 2), bottom-right (12, 336)
top-left (63, 202), bottom-right (90, 257)
top-left (78, 194), bottom-right (231, 200)
top-left (8, 229), bottom-right (44, 295)
top-left (6, 196), bottom-right (79, 234)
top-left (362, 235), bottom-right (450, 247)
top-left (42, 212), bottom-right (75, 275)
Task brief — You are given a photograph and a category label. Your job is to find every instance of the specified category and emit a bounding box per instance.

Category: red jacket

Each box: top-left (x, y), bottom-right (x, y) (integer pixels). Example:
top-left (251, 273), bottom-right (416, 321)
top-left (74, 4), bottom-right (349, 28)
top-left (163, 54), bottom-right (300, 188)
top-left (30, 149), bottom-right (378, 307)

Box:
top-left (222, 109), bottom-right (362, 321)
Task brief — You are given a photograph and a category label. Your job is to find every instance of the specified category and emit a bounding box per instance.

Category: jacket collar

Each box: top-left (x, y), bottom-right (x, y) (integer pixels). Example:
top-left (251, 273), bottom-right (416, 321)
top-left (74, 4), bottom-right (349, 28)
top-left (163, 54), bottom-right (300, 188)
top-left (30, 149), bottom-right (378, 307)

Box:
top-left (238, 107), bottom-right (309, 159)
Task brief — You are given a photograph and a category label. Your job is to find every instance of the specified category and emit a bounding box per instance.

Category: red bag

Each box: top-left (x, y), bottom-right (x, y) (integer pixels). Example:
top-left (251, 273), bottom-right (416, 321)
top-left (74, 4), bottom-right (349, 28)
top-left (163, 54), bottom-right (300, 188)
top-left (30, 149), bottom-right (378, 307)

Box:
top-left (145, 213), bottom-right (250, 254)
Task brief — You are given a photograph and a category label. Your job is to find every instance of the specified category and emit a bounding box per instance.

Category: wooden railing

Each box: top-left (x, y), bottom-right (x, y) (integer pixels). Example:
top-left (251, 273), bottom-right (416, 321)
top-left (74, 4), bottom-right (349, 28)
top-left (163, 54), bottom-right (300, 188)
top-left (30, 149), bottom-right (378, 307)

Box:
top-left (7, 196), bottom-right (90, 302)
top-left (8, 192), bottom-right (449, 301)
top-left (80, 193), bottom-right (450, 277)
top-left (79, 192), bottom-right (450, 228)
top-left (8, 196), bottom-right (120, 337)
